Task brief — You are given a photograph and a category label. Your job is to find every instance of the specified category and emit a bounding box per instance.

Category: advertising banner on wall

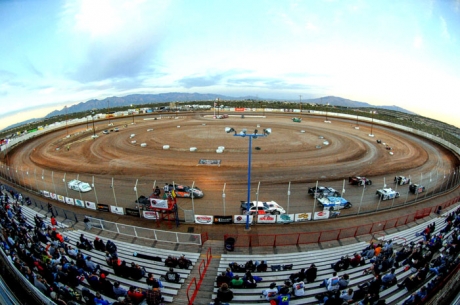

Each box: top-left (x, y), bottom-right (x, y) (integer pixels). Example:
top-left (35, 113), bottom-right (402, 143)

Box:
top-left (313, 210), bottom-right (330, 220)
top-left (233, 215), bottom-right (253, 224)
top-left (194, 215), bottom-right (213, 224)
top-left (143, 211), bottom-right (159, 219)
top-left (57, 195), bottom-right (65, 202)
top-left (85, 201), bottom-right (97, 210)
top-left (65, 197), bottom-right (75, 205)
top-left (97, 203), bottom-right (110, 212)
top-left (43, 191), bottom-right (50, 197)
top-left (213, 215), bottom-right (233, 224)
top-left (75, 199), bottom-right (85, 208)
top-left (126, 208), bottom-right (141, 217)
top-left (110, 206), bottom-right (124, 215)
top-left (276, 214), bottom-right (295, 223)
top-left (294, 213), bottom-right (312, 222)
top-left (235, 108), bottom-right (245, 112)
top-left (149, 198), bottom-right (169, 209)
top-left (257, 214), bottom-right (276, 224)
top-left (50, 193), bottom-right (57, 200)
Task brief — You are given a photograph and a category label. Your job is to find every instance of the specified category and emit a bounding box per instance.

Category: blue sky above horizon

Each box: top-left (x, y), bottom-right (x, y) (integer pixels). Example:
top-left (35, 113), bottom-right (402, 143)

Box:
top-left (1, 0), bottom-right (460, 130)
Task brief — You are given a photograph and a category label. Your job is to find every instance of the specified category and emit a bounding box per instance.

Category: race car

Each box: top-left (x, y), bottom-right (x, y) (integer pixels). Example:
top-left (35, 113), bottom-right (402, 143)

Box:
top-left (348, 176), bottom-right (372, 186)
top-left (167, 184), bottom-right (204, 198)
top-left (292, 117), bottom-right (302, 123)
top-left (67, 179), bottom-right (92, 192)
top-left (394, 176), bottom-right (411, 185)
top-left (240, 201), bottom-right (286, 215)
top-left (308, 186), bottom-right (340, 198)
top-left (317, 196), bottom-right (352, 210)
top-left (409, 184), bottom-right (425, 194)
top-left (376, 188), bottom-right (400, 201)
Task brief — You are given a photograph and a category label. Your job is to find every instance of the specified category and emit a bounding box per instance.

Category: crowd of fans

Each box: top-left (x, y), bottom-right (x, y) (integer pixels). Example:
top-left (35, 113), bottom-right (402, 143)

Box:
top-left (0, 185), bottom-right (170, 305)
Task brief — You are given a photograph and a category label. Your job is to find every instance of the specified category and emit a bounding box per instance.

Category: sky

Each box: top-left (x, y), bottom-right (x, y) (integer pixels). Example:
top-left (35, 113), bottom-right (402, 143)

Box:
top-left (1, 0), bottom-right (460, 130)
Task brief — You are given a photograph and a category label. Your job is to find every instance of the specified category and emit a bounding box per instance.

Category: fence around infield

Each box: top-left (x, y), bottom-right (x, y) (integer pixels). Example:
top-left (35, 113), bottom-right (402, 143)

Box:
top-left (87, 216), bottom-right (202, 245)
top-left (224, 196), bottom-right (460, 248)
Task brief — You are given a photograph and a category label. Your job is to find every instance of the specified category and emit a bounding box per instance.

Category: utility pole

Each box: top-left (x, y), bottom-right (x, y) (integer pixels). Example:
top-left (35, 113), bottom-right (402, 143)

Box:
top-left (299, 95), bottom-right (302, 115)
top-left (65, 106), bottom-right (68, 135)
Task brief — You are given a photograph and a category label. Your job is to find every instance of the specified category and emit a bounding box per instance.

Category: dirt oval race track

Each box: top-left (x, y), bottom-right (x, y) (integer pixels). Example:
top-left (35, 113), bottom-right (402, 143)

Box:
top-left (8, 113), bottom-right (460, 217)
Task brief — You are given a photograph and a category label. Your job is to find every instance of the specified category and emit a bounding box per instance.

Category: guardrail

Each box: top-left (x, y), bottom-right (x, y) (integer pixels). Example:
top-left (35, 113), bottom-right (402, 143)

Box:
top-left (224, 196), bottom-right (460, 248)
top-left (186, 247), bottom-right (212, 305)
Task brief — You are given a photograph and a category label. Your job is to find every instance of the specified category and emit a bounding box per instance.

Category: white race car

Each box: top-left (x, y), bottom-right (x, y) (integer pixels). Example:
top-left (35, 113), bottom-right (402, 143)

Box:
top-left (376, 188), bottom-right (400, 200)
top-left (67, 179), bottom-right (92, 192)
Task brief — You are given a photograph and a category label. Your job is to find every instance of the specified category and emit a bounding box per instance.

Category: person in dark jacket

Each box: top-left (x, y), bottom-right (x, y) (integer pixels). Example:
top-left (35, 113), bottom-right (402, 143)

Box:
top-left (305, 264), bottom-right (317, 283)
top-left (217, 283), bottom-right (234, 302)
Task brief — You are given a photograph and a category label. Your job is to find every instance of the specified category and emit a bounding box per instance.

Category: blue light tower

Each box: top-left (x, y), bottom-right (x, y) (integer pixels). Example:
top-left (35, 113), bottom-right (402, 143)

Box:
top-left (225, 127), bottom-right (271, 230)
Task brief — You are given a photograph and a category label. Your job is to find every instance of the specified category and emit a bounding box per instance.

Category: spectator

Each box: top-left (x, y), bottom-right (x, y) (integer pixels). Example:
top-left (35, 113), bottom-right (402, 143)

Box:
top-left (262, 282), bottom-right (278, 301)
top-left (305, 264), bottom-right (317, 283)
top-left (94, 292), bottom-right (110, 305)
top-left (349, 253), bottom-right (362, 267)
top-left (50, 216), bottom-right (57, 227)
top-left (146, 273), bottom-right (163, 289)
top-left (319, 272), bottom-right (340, 291)
top-left (210, 297), bottom-right (229, 305)
top-left (243, 271), bottom-right (257, 288)
top-left (230, 275), bottom-right (243, 288)
top-left (277, 293), bottom-right (291, 305)
top-left (331, 255), bottom-right (350, 271)
top-left (338, 273), bottom-right (350, 290)
top-left (217, 283), bottom-right (234, 303)
top-left (85, 256), bottom-right (100, 273)
top-left (127, 286), bottom-right (146, 305)
top-left (164, 267), bottom-right (180, 283)
top-left (292, 280), bottom-right (305, 297)
top-left (113, 281), bottom-right (128, 298)
top-left (129, 262), bottom-right (146, 280)
top-left (340, 288), bottom-right (354, 303)
top-left (256, 260), bottom-right (268, 272)
top-left (178, 254), bottom-right (192, 269)
top-left (93, 237), bottom-right (106, 252)
top-left (289, 268), bottom-right (306, 283)
top-left (106, 240), bottom-right (118, 257)
top-left (381, 268), bottom-right (397, 288)
top-left (99, 273), bottom-right (115, 298)
top-left (216, 271), bottom-right (231, 288)
top-left (165, 255), bottom-right (178, 268)
top-left (47, 202), bottom-right (55, 217)
top-left (145, 287), bottom-right (163, 305)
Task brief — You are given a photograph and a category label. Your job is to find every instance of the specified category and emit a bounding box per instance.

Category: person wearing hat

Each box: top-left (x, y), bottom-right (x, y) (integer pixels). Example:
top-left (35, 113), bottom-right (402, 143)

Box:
top-left (99, 273), bottom-right (115, 298)
top-left (262, 282), bottom-right (279, 301)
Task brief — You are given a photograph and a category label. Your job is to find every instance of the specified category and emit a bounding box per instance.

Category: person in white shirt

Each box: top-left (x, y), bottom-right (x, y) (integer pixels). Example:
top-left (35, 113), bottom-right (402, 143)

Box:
top-left (262, 282), bottom-right (278, 301)
top-left (292, 281), bottom-right (305, 297)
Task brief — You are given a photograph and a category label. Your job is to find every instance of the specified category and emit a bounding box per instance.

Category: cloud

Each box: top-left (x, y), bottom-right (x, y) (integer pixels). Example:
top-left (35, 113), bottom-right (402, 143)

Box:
top-left (439, 16), bottom-right (450, 40)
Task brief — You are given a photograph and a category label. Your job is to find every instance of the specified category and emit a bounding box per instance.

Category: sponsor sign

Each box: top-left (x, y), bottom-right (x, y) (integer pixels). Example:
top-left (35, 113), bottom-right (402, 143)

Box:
top-left (50, 193), bottom-right (57, 200)
top-left (257, 214), bottom-right (276, 224)
top-left (125, 208), bottom-right (141, 217)
top-left (194, 215), bottom-right (213, 224)
top-left (213, 215), bottom-right (233, 224)
top-left (85, 201), bottom-right (96, 210)
top-left (294, 213), bottom-right (312, 222)
top-left (97, 203), bottom-right (110, 212)
top-left (313, 210), bottom-right (330, 220)
top-left (233, 215), bottom-right (253, 224)
top-left (276, 214), bottom-right (294, 223)
top-left (75, 199), bottom-right (85, 208)
top-left (198, 159), bottom-right (221, 165)
top-left (57, 195), bottom-right (65, 202)
top-left (235, 107), bottom-right (245, 112)
top-left (43, 191), bottom-right (50, 197)
top-left (110, 206), bottom-right (124, 215)
top-left (143, 211), bottom-right (159, 219)
top-left (149, 198), bottom-right (169, 210)
top-left (65, 197), bottom-right (75, 205)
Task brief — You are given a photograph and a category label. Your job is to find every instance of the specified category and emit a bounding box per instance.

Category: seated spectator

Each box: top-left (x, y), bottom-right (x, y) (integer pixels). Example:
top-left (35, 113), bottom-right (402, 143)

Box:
top-left (85, 256), bottom-right (100, 273)
top-left (289, 268), bottom-right (306, 283)
top-left (50, 216), bottom-right (57, 227)
top-left (106, 240), bottom-right (118, 257)
top-left (145, 287), bottom-right (163, 305)
top-left (113, 281), bottom-right (128, 298)
top-left (129, 262), bottom-right (146, 280)
top-left (381, 268), bottom-right (397, 288)
top-left (262, 282), bottom-right (278, 301)
top-left (229, 262), bottom-right (245, 272)
top-left (216, 271), bottom-right (231, 288)
top-left (216, 283), bottom-right (234, 303)
top-left (244, 260), bottom-right (256, 272)
top-left (292, 280), bottom-right (305, 297)
top-left (305, 264), bottom-right (317, 283)
top-left (230, 275), bottom-right (243, 288)
top-left (93, 237), bottom-right (106, 252)
top-left (127, 286), bottom-right (146, 305)
top-left (402, 292), bottom-right (422, 305)
top-left (94, 292), bottom-right (110, 305)
top-left (178, 255), bottom-right (192, 269)
top-left (225, 267), bottom-right (234, 279)
top-left (164, 256), bottom-right (178, 268)
top-left (279, 281), bottom-right (292, 295)
top-left (338, 273), bottom-right (350, 290)
top-left (164, 267), bottom-right (180, 283)
top-left (85, 271), bottom-right (101, 291)
top-left (277, 293), bottom-right (291, 305)
top-left (349, 253), bottom-right (362, 267)
top-left (331, 255), bottom-right (350, 271)
top-left (256, 260), bottom-right (268, 272)
top-left (99, 273), bottom-right (115, 298)
top-left (146, 273), bottom-right (163, 289)
top-left (319, 272), bottom-right (340, 291)
top-left (340, 288), bottom-right (355, 303)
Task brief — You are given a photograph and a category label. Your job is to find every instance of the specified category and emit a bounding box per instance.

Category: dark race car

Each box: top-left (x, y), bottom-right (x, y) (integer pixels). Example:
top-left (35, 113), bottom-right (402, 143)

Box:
top-left (348, 176), bottom-right (372, 186)
top-left (409, 184), bottom-right (425, 194)
top-left (168, 184), bottom-right (204, 198)
top-left (308, 186), bottom-right (340, 198)
top-left (394, 176), bottom-right (411, 185)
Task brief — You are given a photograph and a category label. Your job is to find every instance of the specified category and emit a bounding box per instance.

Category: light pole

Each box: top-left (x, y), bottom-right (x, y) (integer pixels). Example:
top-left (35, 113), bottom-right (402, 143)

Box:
top-left (91, 111), bottom-right (96, 137)
top-left (369, 110), bottom-right (375, 137)
top-left (130, 104), bottom-right (135, 124)
top-left (225, 127), bottom-right (271, 230)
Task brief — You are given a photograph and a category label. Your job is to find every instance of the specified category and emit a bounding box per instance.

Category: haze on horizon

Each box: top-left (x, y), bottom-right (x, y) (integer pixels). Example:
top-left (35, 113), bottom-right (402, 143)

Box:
top-left (1, 0), bottom-right (460, 131)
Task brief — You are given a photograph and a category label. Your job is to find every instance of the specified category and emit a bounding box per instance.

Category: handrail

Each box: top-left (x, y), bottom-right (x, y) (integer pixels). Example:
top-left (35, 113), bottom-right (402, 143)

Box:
top-left (188, 247), bottom-right (213, 305)
top-left (186, 277), bottom-right (197, 305)
top-left (198, 259), bottom-right (205, 279)
top-left (206, 247), bottom-right (212, 264)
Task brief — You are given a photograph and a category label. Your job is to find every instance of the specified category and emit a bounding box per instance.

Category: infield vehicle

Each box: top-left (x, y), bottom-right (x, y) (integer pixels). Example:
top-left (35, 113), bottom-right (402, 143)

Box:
top-left (292, 117), bottom-right (302, 123)
top-left (376, 188), bottom-right (400, 200)
top-left (308, 186), bottom-right (341, 198)
top-left (67, 180), bottom-right (92, 192)
top-left (348, 176), bottom-right (372, 186)
top-left (317, 196), bottom-right (352, 210)
top-left (394, 176), bottom-right (411, 185)
top-left (409, 184), bottom-right (426, 194)
top-left (166, 184), bottom-right (204, 198)
top-left (240, 201), bottom-right (286, 215)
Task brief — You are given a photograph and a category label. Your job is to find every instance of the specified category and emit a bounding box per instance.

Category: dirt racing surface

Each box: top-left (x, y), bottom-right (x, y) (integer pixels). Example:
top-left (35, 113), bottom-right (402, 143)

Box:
top-left (8, 113), bottom-right (460, 219)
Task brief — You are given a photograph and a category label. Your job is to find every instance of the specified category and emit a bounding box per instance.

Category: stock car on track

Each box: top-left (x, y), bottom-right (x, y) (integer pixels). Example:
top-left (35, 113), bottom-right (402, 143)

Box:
top-left (348, 176), bottom-right (372, 186)
top-left (376, 188), bottom-right (400, 201)
top-left (67, 180), bottom-right (92, 192)
top-left (317, 196), bottom-right (352, 210)
top-left (409, 184), bottom-right (426, 194)
top-left (167, 184), bottom-right (204, 198)
top-left (394, 176), bottom-right (411, 185)
top-left (308, 186), bottom-right (341, 198)
top-left (240, 201), bottom-right (286, 215)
